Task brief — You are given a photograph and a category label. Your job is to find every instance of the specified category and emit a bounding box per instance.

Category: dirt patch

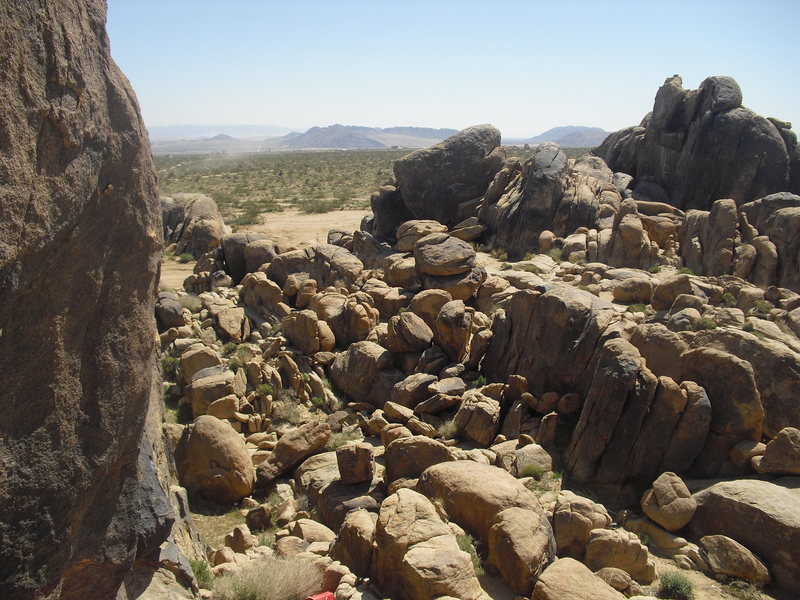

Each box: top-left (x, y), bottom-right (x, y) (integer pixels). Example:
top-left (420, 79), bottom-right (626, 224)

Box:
top-left (160, 259), bottom-right (195, 290)
top-left (240, 208), bottom-right (370, 249)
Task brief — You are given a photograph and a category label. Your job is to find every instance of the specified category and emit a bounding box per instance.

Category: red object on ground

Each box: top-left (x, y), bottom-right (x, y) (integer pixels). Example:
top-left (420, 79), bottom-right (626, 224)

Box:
top-left (306, 594), bottom-right (334, 600)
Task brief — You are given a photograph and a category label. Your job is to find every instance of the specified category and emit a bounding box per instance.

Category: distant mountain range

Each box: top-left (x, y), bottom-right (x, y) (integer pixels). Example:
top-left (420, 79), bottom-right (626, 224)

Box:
top-left (148, 124), bottom-right (610, 154)
top-left (522, 126), bottom-right (610, 147)
top-left (282, 125), bottom-right (460, 150)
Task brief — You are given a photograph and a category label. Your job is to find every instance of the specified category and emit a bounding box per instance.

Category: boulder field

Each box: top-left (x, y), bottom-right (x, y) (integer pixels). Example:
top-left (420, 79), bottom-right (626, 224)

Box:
top-left (3, 11), bottom-right (800, 597)
top-left (154, 96), bottom-right (800, 596)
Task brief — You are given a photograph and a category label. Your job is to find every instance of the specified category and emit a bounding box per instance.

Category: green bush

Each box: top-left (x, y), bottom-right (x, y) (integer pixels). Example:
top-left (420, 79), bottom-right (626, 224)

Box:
top-left (160, 355), bottom-right (179, 380)
top-left (325, 428), bottom-right (363, 450)
top-left (177, 401), bottom-right (194, 424)
top-left (520, 463), bottom-right (545, 481)
top-left (190, 558), bottom-right (213, 590)
top-left (722, 291), bottom-right (737, 307)
top-left (678, 267), bottom-right (696, 275)
top-left (693, 317), bottom-right (717, 331)
top-left (753, 299), bottom-right (773, 317)
top-left (648, 265), bottom-right (662, 273)
top-left (626, 303), bottom-right (650, 314)
top-left (256, 383), bottom-right (274, 397)
top-left (548, 248), bottom-right (563, 262)
top-left (658, 571), bottom-right (694, 600)
top-left (178, 253), bottom-right (195, 263)
top-left (212, 556), bottom-right (323, 600)
top-left (456, 533), bottom-right (484, 577)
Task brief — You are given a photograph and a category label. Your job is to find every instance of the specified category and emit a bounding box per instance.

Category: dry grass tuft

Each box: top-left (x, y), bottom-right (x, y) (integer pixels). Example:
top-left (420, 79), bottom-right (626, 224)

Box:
top-left (212, 555), bottom-right (324, 600)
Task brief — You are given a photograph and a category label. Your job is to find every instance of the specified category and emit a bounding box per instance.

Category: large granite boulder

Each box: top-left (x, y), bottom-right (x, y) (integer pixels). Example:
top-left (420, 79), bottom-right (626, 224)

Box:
top-left (162, 193), bottom-right (228, 258)
top-left (0, 3), bottom-right (168, 597)
top-left (221, 231), bottom-right (270, 284)
top-left (740, 193), bottom-right (800, 291)
top-left (678, 198), bottom-right (738, 276)
top-left (393, 125), bottom-right (504, 226)
top-left (266, 243), bottom-right (364, 289)
top-left (532, 558), bottom-right (626, 600)
top-left (596, 75), bottom-right (796, 211)
top-left (417, 462), bottom-right (555, 594)
top-left (479, 147), bottom-right (621, 254)
top-left (689, 478), bottom-right (800, 594)
top-left (372, 489), bottom-right (488, 600)
top-left (175, 416), bottom-right (256, 504)
top-left (330, 341), bottom-right (404, 407)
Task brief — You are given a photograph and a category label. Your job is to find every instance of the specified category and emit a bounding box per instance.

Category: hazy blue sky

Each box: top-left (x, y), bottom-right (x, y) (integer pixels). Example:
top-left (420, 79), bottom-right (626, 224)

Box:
top-left (107, 0), bottom-right (800, 138)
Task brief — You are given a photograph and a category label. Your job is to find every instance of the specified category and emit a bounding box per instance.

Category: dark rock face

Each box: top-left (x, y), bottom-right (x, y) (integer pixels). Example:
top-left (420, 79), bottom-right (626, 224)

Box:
top-left (393, 125), bottom-right (504, 226)
top-left (0, 2), bottom-right (163, 598)
top-left (596, 75), bottom-right (796, 210)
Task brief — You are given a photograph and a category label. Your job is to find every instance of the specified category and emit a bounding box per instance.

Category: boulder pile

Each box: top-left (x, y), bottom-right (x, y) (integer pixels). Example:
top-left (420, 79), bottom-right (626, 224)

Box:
top-left (156, 103), bottom-right (800, 593)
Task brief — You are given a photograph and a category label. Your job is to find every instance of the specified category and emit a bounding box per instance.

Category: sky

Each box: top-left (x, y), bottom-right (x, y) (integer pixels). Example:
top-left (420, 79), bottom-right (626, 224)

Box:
top-left (107, 0), bottom-right (800, 139)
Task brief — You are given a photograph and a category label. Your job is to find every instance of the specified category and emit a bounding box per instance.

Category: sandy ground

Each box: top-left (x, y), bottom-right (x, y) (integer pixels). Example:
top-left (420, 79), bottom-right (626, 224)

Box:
top-left (240, 208), bottom-right (370, 249)
top-left (160, 260), bottom-right (195, 290)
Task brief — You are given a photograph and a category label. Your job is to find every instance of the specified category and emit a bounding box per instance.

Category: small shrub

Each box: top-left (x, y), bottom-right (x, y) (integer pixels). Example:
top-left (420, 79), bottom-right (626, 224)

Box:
top-left (190, 558), bottom-right (213, 590)
top-left (178, 253), bottom-right (195, 264)
top-left (456, 533), bottom-right (484, 577)
top-left (516, 263), bottom-right (542, 274)
top-left (256, 383), bottom-right (274, 397)
top-left (160, 355), bottom-right (179, 380)
top-left (471, 375), bottom-right (488, 388)
top-left (657, 571), bottom-right (694, 600)
top-left (326, 428), bottom-right (363, 450)
top-left (753, 299), bottom-right (773, 317)
top-left (548, 248), bottom-right (563, 262)
top-left (310, 395), bottom-right (325, 408)
top-left (648, 265), bottom-right (662, 273)
top-left (520, 463), bottom-right (545, 481)
top-left (500, 262), bottom-right (511, 271)
top-left (257, 529), bottom-right (276, 548)
top-left (678, 267), bottom-right (696, 275)
top-left (490, 247), bottom-right (509, 261)
top-left (523, 252), bottom-right (535, 261)
top-left (177, 402), bottom-right (194, 424)
top-left (271, 395), bottom-right (303, 425)
top-left (722, 291), bottom-right (737, 307)
top-left (437, 418), bottom-right (458, 440)
top-left (221, 342), bottom-right (238, 357)
top-left (724, 581), bottom-right (765, 600)
top-left (693, 317), bottom-right (717, 331)
top-left (626, 303), bottom-right (649, 314)
top-left (178, 294), bottom-right (202, 313)
top-left (551, 471), bottom-right (563, 480)
top-left (742, 320), bottom-right (754, 332)
top-left (637, 532), bottom-right (650, 547)
top-left (212, 556), bottom-right (323, 600)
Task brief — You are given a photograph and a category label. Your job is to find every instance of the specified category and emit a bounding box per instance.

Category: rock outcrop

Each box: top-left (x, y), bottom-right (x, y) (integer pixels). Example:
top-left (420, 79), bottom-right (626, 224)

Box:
top-left (480, 146), bottom-right (621, 253)
top-left (596, 75), bottom-right (797, 210)
top-left (0, 2), bottom-right (166, 597)
top-left (690, 478), bottom-right (800, 594)
top-left (393, 125), bottom-right (504, 226)
top-left (162, 193), bottom-right (228, 258)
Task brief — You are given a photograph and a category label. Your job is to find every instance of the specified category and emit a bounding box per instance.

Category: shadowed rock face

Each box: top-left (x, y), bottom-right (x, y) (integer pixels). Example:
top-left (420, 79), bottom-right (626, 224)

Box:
top-left (596, 75), bottom-right (797, 210)
top-left (0, 2), bottom-right (163, 598)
